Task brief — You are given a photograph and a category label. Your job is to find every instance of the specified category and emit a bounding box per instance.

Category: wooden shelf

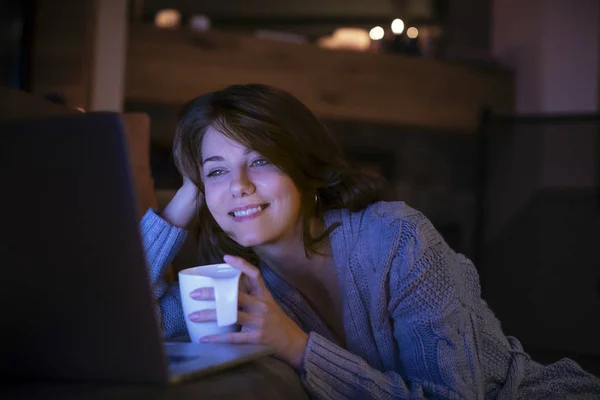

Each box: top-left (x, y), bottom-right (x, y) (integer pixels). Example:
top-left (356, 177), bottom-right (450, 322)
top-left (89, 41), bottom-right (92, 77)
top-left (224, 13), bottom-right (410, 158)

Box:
top-left (125, 25), bottom-right (514, 132)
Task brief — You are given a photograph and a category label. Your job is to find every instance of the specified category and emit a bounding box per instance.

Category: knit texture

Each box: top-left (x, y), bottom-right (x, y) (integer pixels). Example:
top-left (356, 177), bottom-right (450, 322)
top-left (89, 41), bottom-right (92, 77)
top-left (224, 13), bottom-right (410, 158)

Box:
top-left (140, 203), bottom-right (600, 399)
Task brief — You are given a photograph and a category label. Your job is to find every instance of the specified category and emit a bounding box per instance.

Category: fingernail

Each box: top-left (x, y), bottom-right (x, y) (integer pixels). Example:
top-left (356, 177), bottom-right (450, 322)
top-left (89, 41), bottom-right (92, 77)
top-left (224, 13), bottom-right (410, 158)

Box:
top-left (188, 313), bottom-right (199, 322)
top-left (199, 336), bottom-right (209, 342)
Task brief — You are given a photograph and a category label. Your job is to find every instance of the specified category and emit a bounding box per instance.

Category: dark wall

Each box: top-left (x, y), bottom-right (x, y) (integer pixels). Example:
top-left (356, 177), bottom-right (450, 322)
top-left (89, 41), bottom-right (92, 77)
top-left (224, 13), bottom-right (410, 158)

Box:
top-left (0, 0), bottom-right (34, 89)
top-left (326, 119), bottom-right (479, 257)
top-left (481, 116), bottom-right (600, 358)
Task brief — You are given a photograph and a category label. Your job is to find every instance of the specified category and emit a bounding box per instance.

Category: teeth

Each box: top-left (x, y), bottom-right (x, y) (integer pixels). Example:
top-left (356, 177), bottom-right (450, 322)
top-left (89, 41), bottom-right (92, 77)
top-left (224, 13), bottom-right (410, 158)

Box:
top-left (233, 206), bottom-right (263, 218)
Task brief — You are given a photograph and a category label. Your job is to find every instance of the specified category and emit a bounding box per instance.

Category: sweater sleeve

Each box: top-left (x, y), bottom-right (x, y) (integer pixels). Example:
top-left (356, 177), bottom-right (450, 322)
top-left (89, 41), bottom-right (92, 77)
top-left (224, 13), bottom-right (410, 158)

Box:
top-left (301, 332), bottom-right (425, 399)
top-left (140, 208), bottom-right (189, 338)
top-left (299, 222), bottom-right (480, 399)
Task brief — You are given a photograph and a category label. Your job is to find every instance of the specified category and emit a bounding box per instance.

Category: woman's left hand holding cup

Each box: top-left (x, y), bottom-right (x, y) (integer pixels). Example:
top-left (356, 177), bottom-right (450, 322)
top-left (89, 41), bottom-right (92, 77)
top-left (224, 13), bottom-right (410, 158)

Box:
top-left (188, 255), bottom-right (309, 369)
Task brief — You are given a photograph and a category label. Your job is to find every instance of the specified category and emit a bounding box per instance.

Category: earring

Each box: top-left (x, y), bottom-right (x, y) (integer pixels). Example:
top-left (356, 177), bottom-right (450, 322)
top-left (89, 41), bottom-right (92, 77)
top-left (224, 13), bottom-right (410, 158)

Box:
top-left (314, 193), bottom-right (318, 205)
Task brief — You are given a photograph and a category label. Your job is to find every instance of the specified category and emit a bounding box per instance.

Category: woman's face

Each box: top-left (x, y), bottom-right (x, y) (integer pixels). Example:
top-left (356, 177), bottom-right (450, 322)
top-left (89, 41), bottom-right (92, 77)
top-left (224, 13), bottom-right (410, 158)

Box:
top-left (201, 126), bottom-right (302, 248)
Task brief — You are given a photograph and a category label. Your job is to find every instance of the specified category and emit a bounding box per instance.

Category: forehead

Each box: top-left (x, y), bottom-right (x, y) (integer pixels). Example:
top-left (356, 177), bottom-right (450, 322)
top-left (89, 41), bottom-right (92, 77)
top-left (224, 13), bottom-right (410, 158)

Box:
top-left (202, 126), bottom-right (247, 155)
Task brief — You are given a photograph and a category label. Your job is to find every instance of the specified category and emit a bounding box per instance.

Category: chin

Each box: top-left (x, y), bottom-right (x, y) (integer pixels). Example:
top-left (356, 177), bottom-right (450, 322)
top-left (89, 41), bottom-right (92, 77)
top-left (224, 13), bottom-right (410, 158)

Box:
top-left (232, 234), bottom-right (268, 248)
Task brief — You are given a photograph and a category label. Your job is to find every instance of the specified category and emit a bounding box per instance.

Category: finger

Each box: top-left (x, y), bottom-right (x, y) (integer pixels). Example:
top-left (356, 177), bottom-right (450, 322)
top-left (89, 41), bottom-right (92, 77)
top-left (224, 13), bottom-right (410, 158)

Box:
top-left (224, 255), bottom-right (267, 295)
top-left (200, 331), bottom-right (258, 344)
top-left (223, 255), bottom-right (260, 281)
top-left (190, 287), bottom-right (215, 301)
top-left (238, 292), bottom-right (269, 313)
top-left (236, 310), bottom-right (260, 328)
top-left (188, 309), bottom-right (216, 323)
top-left (239, 274), bottom-right (252, 294)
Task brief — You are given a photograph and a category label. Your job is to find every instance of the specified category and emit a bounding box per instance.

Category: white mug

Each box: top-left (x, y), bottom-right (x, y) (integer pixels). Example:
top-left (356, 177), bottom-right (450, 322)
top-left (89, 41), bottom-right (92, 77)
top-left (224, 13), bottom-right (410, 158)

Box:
top-left (178, 263), bottom-right (242, 342)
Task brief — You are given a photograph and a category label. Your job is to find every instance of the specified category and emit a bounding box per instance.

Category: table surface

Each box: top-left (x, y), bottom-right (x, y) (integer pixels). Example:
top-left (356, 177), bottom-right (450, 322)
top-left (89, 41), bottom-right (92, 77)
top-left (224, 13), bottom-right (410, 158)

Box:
top-left (1, 356), bottom-right (310, 400)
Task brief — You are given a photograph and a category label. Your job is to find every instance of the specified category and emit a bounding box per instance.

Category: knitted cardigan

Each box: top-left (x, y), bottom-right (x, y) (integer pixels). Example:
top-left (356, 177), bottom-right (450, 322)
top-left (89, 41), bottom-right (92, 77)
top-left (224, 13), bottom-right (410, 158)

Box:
top-left (140, 201), bottom-right (600, 399)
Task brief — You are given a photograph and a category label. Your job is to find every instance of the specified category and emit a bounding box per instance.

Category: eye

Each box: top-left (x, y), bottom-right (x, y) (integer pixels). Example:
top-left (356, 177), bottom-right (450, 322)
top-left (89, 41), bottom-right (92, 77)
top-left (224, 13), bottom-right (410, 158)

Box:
top-left (206, 169), bottom-right (227, 177)
top-left (251, 159), bottom-right (269, 167)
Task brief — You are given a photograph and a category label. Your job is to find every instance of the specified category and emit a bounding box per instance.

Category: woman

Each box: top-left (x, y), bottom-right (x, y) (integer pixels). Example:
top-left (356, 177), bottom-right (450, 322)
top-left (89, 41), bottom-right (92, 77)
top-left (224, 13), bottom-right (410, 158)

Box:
top-left (141, 84), bottom-right (600, 399)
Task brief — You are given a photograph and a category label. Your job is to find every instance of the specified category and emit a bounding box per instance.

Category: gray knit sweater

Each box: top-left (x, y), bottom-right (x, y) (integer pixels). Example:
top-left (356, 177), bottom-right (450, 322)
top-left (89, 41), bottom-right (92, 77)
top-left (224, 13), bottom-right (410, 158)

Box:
top-left (140, 201), bottom-right (600, 399)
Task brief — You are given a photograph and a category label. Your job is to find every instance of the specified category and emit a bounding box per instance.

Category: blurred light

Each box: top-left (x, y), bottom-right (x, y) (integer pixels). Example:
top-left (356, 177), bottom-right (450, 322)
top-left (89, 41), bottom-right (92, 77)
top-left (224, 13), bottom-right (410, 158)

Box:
top-left (189, 15), bottom-right (211, 32)
top-left (155, 9), bottom-right (181, 29)
top-left (256, 30), bottom-right (307, 44)
top-left (391, 19), bottom-right (405, 35)
top-left (369, 26), bottom-right (385, 40)
top-left (317, 28), bottom-right (370, 51)
top-left (407, 27), bottom-right (419, 39)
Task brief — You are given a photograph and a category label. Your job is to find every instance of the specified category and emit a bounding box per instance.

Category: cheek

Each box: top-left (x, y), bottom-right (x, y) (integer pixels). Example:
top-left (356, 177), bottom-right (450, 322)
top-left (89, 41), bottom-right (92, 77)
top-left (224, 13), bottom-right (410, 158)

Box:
top-left (205, 200), bottom-right (229, 232)
top-left (278, 182), bottom-right (302, 215)
top-left (283, 179), bottom-right (301, 201)
top-left (203, 186), bottom-right (225, 219)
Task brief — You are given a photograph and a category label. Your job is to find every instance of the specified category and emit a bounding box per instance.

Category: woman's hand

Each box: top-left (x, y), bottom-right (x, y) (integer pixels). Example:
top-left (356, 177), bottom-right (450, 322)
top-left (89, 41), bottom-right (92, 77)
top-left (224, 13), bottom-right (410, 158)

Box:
top-left (187, 255), bottom-right (309, 369)
top-left (160, 177), bottom-right (202, 229)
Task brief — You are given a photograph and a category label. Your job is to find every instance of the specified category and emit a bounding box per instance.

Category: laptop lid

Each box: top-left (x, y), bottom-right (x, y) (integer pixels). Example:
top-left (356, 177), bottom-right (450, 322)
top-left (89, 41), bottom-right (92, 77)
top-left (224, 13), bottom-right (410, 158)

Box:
top-left (0, 113), bottom-right (170, 384)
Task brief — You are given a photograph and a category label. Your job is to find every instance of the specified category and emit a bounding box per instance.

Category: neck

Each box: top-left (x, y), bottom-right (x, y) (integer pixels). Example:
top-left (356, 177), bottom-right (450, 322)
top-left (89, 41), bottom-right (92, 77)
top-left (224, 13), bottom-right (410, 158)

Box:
top-left (253, 217), bottom-right (329, 278)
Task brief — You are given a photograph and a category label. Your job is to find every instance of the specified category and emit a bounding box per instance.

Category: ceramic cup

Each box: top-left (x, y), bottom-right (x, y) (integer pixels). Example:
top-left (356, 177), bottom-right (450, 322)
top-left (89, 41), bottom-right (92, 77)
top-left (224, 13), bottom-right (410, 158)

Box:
top-left (178, 263), bottom-right (241, 342)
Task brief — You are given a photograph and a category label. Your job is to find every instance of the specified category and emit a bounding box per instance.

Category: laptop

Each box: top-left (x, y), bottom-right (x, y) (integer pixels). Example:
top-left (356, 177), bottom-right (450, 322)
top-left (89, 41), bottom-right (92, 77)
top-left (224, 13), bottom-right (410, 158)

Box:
top-left (0, 112), bottom-right (273, 384)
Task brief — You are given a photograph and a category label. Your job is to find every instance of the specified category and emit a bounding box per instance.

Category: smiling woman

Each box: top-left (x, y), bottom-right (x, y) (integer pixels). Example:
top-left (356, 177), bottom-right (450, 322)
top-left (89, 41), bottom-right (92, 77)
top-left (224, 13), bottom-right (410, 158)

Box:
top-left (200, 126), bottom-right (302, 249)
top-left (140, 84), bottom-right (600, 399)
top-left (171, 84), bottom-right (386, 266)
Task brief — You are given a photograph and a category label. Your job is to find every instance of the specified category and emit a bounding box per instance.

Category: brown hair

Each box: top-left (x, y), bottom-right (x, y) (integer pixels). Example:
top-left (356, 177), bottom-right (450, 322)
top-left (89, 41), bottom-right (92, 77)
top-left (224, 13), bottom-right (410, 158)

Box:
top-left (173, 84), bottom-right (387, 266)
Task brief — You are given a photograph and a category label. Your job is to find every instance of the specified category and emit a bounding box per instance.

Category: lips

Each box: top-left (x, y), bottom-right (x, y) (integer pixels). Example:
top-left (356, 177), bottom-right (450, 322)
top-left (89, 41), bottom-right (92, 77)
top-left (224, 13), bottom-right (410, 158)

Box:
top-left (228, 203), bottom-right (270, 218)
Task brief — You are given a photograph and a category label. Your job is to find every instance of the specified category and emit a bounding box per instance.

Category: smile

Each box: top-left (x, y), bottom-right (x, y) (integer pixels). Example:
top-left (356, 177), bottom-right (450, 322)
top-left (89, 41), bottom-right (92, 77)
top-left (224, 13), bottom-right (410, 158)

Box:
top-left (229, 204), bottom-right (270, 219)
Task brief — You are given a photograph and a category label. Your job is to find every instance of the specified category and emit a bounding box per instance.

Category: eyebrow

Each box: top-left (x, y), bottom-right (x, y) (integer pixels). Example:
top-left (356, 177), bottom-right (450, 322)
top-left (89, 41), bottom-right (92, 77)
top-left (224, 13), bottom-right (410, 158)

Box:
top-left (202, 148), bottom-right (254, 164)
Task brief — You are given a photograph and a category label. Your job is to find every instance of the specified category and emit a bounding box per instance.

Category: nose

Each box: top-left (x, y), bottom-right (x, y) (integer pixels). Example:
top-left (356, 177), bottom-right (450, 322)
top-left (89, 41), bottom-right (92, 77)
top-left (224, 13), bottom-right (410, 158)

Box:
top-left (230, 168), bottom-right (255, 198)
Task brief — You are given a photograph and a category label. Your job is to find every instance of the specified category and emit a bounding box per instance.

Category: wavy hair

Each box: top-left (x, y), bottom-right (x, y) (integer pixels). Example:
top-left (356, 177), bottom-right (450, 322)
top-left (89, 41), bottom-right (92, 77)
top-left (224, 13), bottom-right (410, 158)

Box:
top-left (172, 84), bottom-right (387, 266)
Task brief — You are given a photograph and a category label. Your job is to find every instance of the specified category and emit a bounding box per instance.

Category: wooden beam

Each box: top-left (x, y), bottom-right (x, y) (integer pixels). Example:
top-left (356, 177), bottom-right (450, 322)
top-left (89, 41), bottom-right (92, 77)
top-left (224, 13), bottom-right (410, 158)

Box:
top-left (125, 25), bottom-right (514, 132)
top-left (29, 0), bottom-right (96, 109)
top-left (88, 0), bottom-right (128, 111)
